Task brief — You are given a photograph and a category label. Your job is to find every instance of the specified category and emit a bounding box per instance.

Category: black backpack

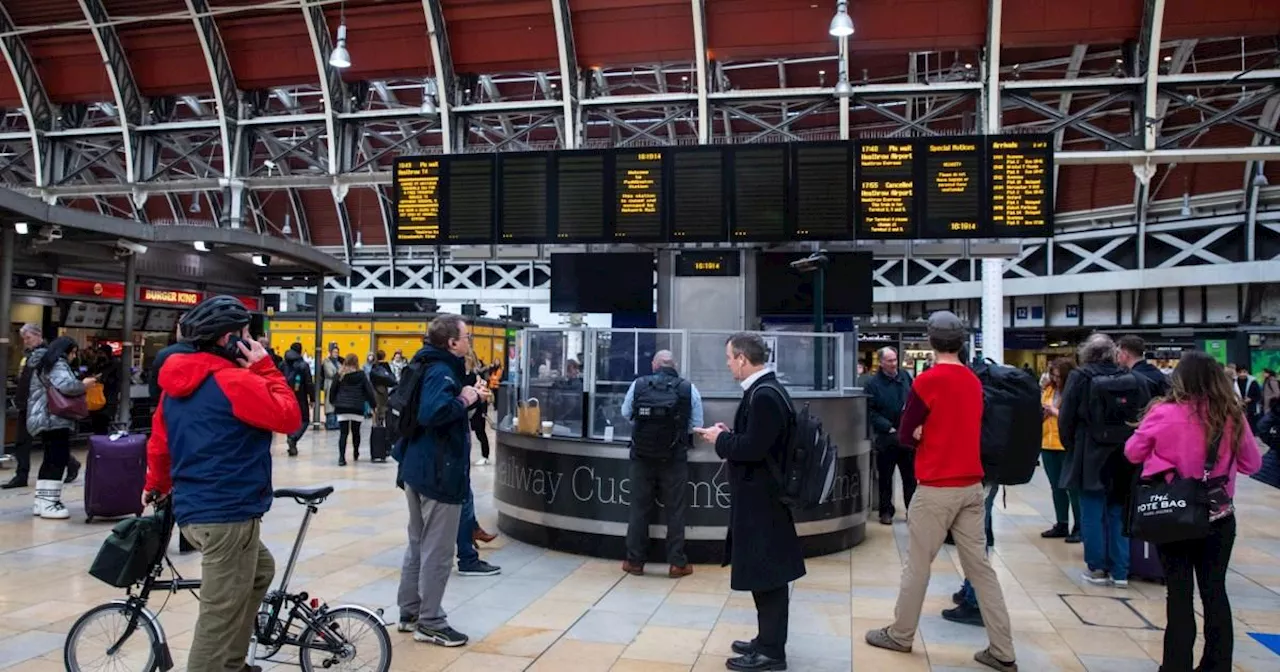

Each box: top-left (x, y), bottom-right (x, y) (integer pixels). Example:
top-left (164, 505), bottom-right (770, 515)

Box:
top-left (971, 360), bottom-right (1042, 486)
top-left (629, 374), bottom-right (691, 460)
top-left (755, 382), bottom-right (839, 510)
top-left (1084, 369), bottom-right (1151, 446)
top-left (387, 353), bottom-right (432, 439)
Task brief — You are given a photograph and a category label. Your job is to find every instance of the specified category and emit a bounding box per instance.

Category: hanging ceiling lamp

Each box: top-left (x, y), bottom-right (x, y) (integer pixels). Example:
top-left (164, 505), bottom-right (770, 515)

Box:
top-left (829, 1), bottom-right (854, 37)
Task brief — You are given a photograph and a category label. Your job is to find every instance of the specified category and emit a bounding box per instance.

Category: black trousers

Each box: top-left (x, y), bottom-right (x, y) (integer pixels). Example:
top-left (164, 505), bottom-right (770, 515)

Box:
top-left (288, 394), bottom-right (310, 443)
top-left (1157, 515), bottom-right (1237, 672)
top-left (36, 428), bottom-right (71, 481)
top-left (875, 437), bottom-right (916, 517)
top-left (625, 457), bottom-right (689, 567)
top-left (338, 420), bottom-right (362, 458)
top-left (471, 413), bottom-right (490, 459)
top-left (751, 586), bottom-right (790, 660)
top-left (6, 417), bottom-right (32, 477)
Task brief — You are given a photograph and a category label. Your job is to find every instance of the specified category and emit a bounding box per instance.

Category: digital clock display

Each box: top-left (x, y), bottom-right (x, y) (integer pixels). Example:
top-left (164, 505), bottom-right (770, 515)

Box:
top-left (674, 251), bottom-right (740, 277)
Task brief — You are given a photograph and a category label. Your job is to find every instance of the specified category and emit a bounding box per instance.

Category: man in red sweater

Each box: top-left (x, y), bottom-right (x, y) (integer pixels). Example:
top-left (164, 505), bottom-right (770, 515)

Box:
top-left (864, 311), bottom-right (1017, 672)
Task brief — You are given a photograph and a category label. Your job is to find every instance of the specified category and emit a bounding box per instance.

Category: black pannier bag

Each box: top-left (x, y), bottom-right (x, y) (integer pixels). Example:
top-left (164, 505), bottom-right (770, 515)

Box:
top-left (89, 512), bottom-right (168, 588)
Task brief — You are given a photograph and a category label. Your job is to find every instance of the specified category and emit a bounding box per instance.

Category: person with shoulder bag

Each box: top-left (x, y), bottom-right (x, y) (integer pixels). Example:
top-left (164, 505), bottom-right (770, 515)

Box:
top-left (329, 353), bottom-right (378, 465)
top-left (1124, 350), bottom-right (1262, 672)
top-left (27, 336), bottom-right (93, 519)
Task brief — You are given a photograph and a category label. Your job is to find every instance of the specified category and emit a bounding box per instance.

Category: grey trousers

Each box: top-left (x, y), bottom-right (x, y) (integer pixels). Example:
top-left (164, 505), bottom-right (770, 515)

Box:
top-left (396, 486), bottom-right (462, 629)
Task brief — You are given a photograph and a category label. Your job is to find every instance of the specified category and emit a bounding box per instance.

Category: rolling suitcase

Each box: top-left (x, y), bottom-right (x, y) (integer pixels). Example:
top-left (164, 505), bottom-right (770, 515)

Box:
top-left (1130, 538), bottom-right (1165, 584)
top-left (369, 425), bottom-right (389, 462)
top-left (84, 431), bottom-right (147, 523)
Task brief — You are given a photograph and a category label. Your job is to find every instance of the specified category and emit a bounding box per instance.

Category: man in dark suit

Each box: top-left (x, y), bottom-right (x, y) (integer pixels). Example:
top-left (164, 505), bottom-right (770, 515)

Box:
top-left (695, 333), bottom-right (805, 672)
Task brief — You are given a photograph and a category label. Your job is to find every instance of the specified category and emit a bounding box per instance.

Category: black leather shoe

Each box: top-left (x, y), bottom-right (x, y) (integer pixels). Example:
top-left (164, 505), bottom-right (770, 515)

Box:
top-left (64, 459), bottom-right (80, 484)
top-left (878, 514), bottom-right (893, 525)
top-left (726, 652), bottom-right (786, 671)
top-left (731, 640), bottom-right (756, 655)
top-left (0, 474), bottom-right (28, 489)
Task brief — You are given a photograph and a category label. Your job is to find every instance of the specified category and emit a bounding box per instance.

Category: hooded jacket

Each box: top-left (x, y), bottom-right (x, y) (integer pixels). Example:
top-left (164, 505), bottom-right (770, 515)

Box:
top-left (26, 347), bottom-right (86, 436)
top-left (149, 341), bottom-right (197, 402)
top-left (392, 345), bottom-right (473, 505)
top-left (145, 352), bottom-right (301, 526)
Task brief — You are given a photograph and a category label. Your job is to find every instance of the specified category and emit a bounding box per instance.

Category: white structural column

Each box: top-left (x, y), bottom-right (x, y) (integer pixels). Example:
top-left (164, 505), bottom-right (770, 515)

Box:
top-left (980, 0), bottom-right (1004, 363)
top-left (550, 0), bottom-right (579, 149)
top-left (690, 0), bottom-right (710, 143)
top-left (838, 34), bottom-right (850, 139)
top-left (422, 0), bottom-right (456, 152)
top-left (1135, 0), bottom-right (1167, 269)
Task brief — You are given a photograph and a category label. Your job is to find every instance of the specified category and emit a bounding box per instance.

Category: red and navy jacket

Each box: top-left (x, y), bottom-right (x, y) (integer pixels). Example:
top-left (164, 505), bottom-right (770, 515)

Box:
top-left (145, 352), bottom-right (301, 526)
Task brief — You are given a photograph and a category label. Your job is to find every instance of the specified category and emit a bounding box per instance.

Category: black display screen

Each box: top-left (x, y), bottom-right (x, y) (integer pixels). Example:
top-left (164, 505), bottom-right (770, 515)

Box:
top-left (550, 253), bottom-right (655, 314)
top-left (498, 153), bottom-right (549, 243)
top-left (989, 135), bottom-right (1053, 237)
top-left (857, 141), bottom-right (916, 239)
top-left (555, 152), bottom-right (607, 243)
top-left (922, 138), bottom-right (983, 238)
top-left (670, 148), bottom-right (726, 242)
top-left (793, 143), bottom-right (852, 240)
top-left (674, 251), bottom-right (741, 277)
top-left (444, 154), bottom-right (494, 244)
top-left (613, 150), bottom-right (664, 242)
top-left (393, 157), bottom-right (441, 244)
top-left (731, 145), bottom-right (787, 241)
top-left (756, 252), bottom-right (873, 316)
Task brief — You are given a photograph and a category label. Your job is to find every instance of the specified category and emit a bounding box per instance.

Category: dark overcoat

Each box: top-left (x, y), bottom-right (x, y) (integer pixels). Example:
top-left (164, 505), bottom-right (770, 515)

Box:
top-left (714, 372), bottom-right (807, 592)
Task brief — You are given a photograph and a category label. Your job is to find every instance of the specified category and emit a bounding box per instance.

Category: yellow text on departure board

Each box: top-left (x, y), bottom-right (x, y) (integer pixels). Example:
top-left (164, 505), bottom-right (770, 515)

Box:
top-left (991, 147), bottom-right (1048, 229)
top-left (618, 169), bottom-right (659, 216)
top-left (396, 160), bottom-right (441, 241)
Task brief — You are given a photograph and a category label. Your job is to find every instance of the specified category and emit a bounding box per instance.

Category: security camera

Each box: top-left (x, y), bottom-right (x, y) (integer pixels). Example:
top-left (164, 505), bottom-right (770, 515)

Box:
top-left (789, 252), bottom-right (830, 274)
top-left (39, 225), bottom-right (62, 241)
top-left (116, 239), bottom-right (149, 255)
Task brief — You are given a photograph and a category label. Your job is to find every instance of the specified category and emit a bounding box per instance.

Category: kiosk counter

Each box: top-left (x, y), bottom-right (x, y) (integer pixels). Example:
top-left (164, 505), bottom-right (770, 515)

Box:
top-left (492, 328), bottom-right (871, 564)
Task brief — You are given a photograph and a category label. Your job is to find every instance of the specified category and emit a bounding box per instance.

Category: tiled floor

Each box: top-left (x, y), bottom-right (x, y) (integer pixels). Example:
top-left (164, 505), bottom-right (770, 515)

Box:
top-left (3, 430), bottom-right (1280, 671)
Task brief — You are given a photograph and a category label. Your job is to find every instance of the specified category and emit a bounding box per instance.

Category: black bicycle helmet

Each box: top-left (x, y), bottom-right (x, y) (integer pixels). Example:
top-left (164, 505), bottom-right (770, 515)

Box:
top-left (180, 295), bottom-right (251, 345)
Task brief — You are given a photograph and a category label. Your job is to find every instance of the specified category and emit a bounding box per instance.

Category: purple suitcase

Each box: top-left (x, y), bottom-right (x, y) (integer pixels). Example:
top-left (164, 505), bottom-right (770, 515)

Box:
top-left (1130, 538), bottom-right (1165, 584)
top-left (84, 432), bottom-right (147, 523)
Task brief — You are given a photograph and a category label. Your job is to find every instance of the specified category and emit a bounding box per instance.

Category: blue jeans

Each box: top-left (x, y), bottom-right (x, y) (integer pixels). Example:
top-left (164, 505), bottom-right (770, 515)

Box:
top-left (1079, 490), bottom-right (1130, 581)
top-left (960, 482), bottom-right (1000, 608)
top-left (456, 485), bottom-right (479, 568)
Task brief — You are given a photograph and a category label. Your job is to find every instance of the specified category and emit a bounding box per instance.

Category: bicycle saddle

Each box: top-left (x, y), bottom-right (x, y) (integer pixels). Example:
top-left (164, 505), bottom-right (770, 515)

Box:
top-left (273, 486), bottom-right (334, 505)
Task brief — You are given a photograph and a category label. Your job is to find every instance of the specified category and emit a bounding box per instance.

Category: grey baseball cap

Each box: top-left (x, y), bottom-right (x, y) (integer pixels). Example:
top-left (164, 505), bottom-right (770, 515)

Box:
top-left (927, 310), bottom-right (966, 343)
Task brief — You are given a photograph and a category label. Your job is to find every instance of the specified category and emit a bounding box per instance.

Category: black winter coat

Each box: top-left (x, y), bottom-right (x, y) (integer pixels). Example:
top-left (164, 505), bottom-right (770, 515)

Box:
top-left (714, 372), bottom-right (806, 592)
top-left (329, 370), bottom-right (377, 416)
top-left (1058, 363), bottom-right (1144, 498)
top-left (1131, 360), bottom-right (1170, 398)
top-left (283, 350), bottom-right (315, 423)
top-left (864, 369), bottom-right (912, 443)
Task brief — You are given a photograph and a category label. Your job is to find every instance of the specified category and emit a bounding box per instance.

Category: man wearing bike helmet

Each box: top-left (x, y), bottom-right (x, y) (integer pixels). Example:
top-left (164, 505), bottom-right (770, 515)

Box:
top-left (144, 295), bottom-right (301, 672)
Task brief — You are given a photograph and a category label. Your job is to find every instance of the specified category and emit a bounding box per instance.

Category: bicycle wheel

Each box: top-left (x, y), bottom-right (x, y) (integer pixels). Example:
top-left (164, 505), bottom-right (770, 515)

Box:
top-left (64, 602), bottom-right (160, 672)
top-left (298, 606), bottom-right (392, 672)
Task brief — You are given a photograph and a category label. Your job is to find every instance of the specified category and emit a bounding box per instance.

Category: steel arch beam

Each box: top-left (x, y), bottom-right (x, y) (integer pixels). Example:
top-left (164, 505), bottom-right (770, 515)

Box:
top-left (550, 0), bottom-right (580, 149)
top-left (690, 0), bottom-right (709, 143)
top-left (77, 0), bottom-right (143, 184)
top-left (183, 0), bottom-right (237, 178)
top-left (0, 2), bottom-right (52, 188)
top-left (422, 0), bottom-right (458, 152)
top-left (301, 0), bottom-right (353, 262)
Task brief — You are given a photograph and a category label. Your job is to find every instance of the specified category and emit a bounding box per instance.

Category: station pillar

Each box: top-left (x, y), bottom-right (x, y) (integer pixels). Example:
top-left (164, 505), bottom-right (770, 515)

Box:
top-left (0, 227), bottom-right (12, 448)
top-left (980, 257), bottom-right (1004, 364)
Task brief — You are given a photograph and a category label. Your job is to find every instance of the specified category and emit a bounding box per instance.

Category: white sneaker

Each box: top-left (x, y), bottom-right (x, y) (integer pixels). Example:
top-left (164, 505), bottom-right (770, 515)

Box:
top-left (1113, 579), bottom-right (1129, 589)
top-left (33, 480), bottom-right (71, 520)
top-left (474, 458), bottom-right (489, 466)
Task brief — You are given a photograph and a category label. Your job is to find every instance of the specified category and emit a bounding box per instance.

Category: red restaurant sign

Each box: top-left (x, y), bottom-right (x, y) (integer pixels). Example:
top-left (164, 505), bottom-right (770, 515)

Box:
top-left (140, 287), bottom-right (203, 306)
top-left (56, 278), bottom-right (126, 300)
top-left (58, 278), bottom-right (261, 312)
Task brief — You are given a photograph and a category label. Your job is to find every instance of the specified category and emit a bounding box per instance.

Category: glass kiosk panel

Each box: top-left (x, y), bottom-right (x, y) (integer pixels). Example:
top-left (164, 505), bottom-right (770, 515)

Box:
top-left (522, 328), bottom-right (586, 438)
top-left (589, 329), bottom-right (685, 443)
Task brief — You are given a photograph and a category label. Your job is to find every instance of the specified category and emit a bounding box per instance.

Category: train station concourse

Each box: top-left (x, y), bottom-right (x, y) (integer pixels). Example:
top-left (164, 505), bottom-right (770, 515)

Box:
top-left (0, 0), bottom-right (1279, 671)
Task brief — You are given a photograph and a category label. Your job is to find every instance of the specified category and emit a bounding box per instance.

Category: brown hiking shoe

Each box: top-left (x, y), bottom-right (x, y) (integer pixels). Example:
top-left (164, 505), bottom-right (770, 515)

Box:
top-left (668, 564), bottom-right (693, 578)
top-left (621, 561), bottom-right (644, 576)
top-left (473, 526), bottom-right (498, 544)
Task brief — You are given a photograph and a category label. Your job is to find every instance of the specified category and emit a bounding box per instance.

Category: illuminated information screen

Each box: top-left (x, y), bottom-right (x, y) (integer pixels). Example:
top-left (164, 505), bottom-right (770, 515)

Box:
top-left (556, 153), bottom-right (607, 242)
top-left (445, 155), bottom-right (494, 244)
top-left (794, 144), bottom-right (851, 240)
top-left (614, 151), bottom-right (663, 241)
top-left (731, 146), bottom-right (786, 241)
top-left (393, 158), bottom-right (441, 244)
top-left (989, 136), bottom-right (1052, 236)
top-left (857, 142), bottom-right (916, 239)
top-left (922, 138), bottom-right (982, 238)
top-left (670, 149), bottom-right (726, 242)
top-left (499, 154), bottom-right (549, 243)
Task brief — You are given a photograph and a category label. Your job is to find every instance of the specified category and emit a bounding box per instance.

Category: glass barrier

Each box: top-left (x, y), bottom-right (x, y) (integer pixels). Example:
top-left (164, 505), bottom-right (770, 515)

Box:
top-left (522, 328), bottom-right (587, 438)
top-left (589, 329), bottom-right (685, 443)
top-left (684, 330), bottom-right (843, 397)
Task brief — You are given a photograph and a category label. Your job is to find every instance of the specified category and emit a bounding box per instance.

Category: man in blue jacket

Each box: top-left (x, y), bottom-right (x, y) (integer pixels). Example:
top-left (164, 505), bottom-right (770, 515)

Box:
top-left (394, 314), bottom-right (489, 648)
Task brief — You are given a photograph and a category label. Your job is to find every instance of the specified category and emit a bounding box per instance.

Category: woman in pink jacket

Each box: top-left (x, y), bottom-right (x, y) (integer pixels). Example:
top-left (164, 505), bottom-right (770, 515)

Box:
top-left (1125, 350), bottom-right (1261, 672)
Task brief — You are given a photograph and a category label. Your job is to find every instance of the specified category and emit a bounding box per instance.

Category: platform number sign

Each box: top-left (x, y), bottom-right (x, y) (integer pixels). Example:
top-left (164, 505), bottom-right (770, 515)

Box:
top-left (1015, 307), bottom-right (1028, 320)
top-left (1065, 304), bottom-right (1079, 319)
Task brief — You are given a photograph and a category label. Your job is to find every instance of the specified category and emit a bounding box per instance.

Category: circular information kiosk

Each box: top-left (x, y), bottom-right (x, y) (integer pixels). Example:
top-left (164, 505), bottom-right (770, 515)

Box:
top-left (493, 328), bottom-right (871, 564)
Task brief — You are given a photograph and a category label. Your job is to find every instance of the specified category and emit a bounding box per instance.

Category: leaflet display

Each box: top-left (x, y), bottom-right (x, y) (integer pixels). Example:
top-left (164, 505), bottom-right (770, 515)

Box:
top-left (555, 152), bottom-right (608, 242)
top-left (793, 143), bottom-right (852, 240)
top-left (731, 146), bottom-right (787, 241)
top-left (393, 158), bottom-right (441, 244)
top-left (614, 150), bottom-right (664, 242)
top-left (989, 136), bottom-right (1052, 237)
top-left (857, 142), bottom-right (916, 239)
top-left (444, 154), bottom-right (495, 244)
top-left (922, 139), bottom-right (982, 238)
top-left (498, 153), bottom-right (549, 243)
top-left (670, 148), bottom-right (727, 242)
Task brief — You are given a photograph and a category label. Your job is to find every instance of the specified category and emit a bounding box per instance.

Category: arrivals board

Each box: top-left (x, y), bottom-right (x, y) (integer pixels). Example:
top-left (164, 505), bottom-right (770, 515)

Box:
top-left (921, 138), bottom-right (982, 238)
top-left (731, 145), bottom-right (787, 241)
top-left (393, 158), bottom-right (442, 243)
top-left (443, 154), bottom-right (495, 244)
top-left (669, 147), bottom-right (727, 242)
top-left (989, 136), bottom-right (1051, 237)
top-left (498, 153), bottom-right (549, 244)
top-left (792, 143), bottom-right (852, 241)
top-left (614, 150), bottom-right (664, 242)
top-left (857, 141), bottom-right (916, 239)
top-left (555, 151), bottom-right (608, 243)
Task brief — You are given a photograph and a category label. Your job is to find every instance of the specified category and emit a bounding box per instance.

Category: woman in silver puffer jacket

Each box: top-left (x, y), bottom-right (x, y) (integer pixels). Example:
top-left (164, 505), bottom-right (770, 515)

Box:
top-left (27, 336), bottom-right (92, 520)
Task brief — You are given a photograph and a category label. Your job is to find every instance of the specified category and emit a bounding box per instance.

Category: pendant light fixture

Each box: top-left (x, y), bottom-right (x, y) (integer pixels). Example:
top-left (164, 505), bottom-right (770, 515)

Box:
top-left (329, 4), bottom-right (351, 69)
top-left (829, 1), bottom-right (854, 37)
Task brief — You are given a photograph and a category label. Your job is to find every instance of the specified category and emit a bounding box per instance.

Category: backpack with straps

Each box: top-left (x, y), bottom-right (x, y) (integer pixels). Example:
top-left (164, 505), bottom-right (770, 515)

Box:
top-left (629, 373), bottom-right (691, 460)
top-left (753, 381), bottom-right (839, 510)
top-left (387, 352), bottom-right (432, 439)
top-left (1084, 368), bottom-right (1151, 446)
top-left (971, 359), bottom-right (1043, 486)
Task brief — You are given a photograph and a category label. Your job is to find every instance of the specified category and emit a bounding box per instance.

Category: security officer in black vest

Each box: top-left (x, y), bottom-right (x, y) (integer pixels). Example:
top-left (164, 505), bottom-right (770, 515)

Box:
top-left (620, 350), bottom-right (704, 578)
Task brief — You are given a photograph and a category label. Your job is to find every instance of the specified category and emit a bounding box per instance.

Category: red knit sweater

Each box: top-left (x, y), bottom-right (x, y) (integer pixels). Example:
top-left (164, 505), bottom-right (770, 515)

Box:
top-left (898, 362), bottom-right (985, 488)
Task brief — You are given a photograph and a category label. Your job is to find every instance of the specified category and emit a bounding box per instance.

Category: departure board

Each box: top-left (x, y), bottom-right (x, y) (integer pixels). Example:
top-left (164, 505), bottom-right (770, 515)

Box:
top-left (614, 150), bottom-right (664, 242)
top-left (731, 146), bottom-right (787, 241)
top-left (857, 142), bottom-right (916, 239)
top-left (989, 136), bottom-right (1053, 236)
top-left (444, 154), bottom-right (495, 244)
top-left (499, 153), bottom-right (549, 243)
top-left (670, 148), bottom-right (726, 242)
top-left (793, 143), bottom-right (852, 240)
top-left (555, 152), bottom-right (608, 242)
top-left (393, 158), bottom-right (441, 244)
top-left (922, 138), bottom-right (983, 238)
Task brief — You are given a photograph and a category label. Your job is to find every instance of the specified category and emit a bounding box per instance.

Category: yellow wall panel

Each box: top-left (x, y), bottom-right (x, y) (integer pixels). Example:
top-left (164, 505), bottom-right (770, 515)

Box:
top-left (376, 335), bottom-right (423, 358)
